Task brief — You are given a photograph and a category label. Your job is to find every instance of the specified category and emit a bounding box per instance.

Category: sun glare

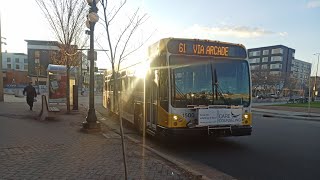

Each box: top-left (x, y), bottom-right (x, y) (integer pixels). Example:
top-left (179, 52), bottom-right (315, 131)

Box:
top-left (134, 61), bottom-right (150, 79)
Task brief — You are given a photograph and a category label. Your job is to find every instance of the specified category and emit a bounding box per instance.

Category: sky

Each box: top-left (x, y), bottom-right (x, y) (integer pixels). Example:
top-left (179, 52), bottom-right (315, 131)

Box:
top-left (1, 0), bottom-right (320, 75)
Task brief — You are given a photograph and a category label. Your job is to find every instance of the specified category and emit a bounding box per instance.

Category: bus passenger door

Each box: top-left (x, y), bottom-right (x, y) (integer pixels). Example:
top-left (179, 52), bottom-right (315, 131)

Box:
top-left (147, 70), bottom-right (158, 131)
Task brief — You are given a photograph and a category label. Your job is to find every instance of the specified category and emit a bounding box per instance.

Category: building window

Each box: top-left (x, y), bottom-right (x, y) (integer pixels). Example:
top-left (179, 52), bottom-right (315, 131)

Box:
top-left (7, 64), bottom-right (11, 69)
top-left (250, 65), bottom-right (260, 70)
top-left (15, 58), bottom-right (19, 63)
top-left (271, 48), bottom-right (283, 54)
top-left (262, 57), bottom-right (268, 62)
top-left (35, 51), bottom-right (40, 59)
top-left (292, 52), bottom-right (295, 59)
top-left (263, 50), bottom-right (269, 55)
top-left (16, 64), bottom-right (20, 69)
top-left (249, 58), bottom-right (260, 63)
top-left (261, 64), bottom-right (268, 69)
top-left (270, 64), bottom-right (282, 69)
top-left (249, 50), bottom-right (261, 57)
top-left (271, 56), bottom-right (282, 62)
top-left (7, 58), bottom-right (11, 62)
top-left (24, 59), bottom-right (28, 63)
top-left (24, 65), bottom-right (28, 70)
top-left (305, 68), bottom-right (310, 74)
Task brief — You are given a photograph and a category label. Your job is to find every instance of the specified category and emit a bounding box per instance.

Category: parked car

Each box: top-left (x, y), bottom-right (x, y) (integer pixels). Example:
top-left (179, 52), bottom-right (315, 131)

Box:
top-left (269, 94), bottom-right (279, 99)
top-left (256, 94), bottom-right (279, 99)
top-left (256, 94), bottom-right (266, 99)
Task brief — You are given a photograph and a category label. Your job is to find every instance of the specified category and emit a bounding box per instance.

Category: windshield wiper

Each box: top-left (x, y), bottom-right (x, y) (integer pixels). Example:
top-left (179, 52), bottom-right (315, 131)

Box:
top-left (174, 82), bottom-right (194, 105)
top-left (211, 64), bottom-right (230, 105)
top-left (210, 64), bottom-right (215, 105)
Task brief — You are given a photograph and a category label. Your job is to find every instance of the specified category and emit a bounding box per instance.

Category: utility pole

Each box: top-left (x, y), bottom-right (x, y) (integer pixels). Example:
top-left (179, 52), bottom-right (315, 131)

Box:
top-left (313, 53), bottom-right (320, 101)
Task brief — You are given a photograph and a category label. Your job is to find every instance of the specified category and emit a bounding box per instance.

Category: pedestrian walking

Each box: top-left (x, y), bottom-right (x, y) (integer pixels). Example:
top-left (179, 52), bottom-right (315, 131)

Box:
top-left (23, 82), bottom-right (37, 111)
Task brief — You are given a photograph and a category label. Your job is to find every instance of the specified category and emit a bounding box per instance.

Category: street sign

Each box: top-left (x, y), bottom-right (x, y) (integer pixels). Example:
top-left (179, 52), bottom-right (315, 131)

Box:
top-left (87, 50), bottom-right (97, 61)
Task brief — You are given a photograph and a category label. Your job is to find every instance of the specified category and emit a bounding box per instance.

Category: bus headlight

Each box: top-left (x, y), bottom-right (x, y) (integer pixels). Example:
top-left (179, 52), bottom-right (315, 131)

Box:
top-left (242, 113), bottom-right (251, 125)
top-left (173, 115), bottom-right (178, 121)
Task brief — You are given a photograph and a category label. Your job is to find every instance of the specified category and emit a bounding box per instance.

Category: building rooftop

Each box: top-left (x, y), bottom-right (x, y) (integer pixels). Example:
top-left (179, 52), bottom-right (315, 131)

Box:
top-left (25, 40), bottom-right (59, 46)
top-left (248, 45), bottom-right (294, 50)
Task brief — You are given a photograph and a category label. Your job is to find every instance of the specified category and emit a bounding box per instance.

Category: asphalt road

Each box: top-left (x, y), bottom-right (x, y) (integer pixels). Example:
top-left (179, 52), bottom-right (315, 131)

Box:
top-left (85, 96), bottom-right (320, 179)
top-left (156, 114), bottom-right (320, 180)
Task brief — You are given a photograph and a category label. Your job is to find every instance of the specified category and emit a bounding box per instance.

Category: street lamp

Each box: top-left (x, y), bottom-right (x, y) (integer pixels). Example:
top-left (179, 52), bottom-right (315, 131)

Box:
top-left (312, 53), bottom-right (320, 101)
top-left (82, 0), bottom-right (101, 132)
top-left (34, 58), bottom-right (40, 95)
top-left (264, 76), bottom-right (267, 95)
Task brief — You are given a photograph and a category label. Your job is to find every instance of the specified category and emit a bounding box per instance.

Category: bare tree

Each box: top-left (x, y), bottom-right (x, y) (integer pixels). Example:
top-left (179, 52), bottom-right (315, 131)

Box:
top-left (36, 0), bottom-right (88, 112)
top-left (251, 68), bottom-right (282, 96)
top-left (285, 76), bottom-right (299, 97)
top-left (98, 1), bottom-right (152, 178)
top-left (252, 69), bottom-right (268, 94)
top-left (99, 0), bottom-right (150, 112)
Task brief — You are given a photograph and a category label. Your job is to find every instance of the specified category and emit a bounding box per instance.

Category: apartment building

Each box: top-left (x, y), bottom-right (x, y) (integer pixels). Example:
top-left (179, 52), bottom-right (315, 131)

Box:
top-left (1, 52), bottom-right (28, 71)
top-left (248, 45), bottom-right (311, 96)
top-left (1, 52), bottom-right (29, 86)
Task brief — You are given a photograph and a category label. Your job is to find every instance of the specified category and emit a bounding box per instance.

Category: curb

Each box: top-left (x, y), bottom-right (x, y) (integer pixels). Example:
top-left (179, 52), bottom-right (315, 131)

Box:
top-left (253, 111), bottom-right (320, 122)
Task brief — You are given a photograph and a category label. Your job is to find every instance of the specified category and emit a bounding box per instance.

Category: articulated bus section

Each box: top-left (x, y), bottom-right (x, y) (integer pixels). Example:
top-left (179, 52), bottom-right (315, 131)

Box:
top-left (103, 38), bottom-right (252, 137)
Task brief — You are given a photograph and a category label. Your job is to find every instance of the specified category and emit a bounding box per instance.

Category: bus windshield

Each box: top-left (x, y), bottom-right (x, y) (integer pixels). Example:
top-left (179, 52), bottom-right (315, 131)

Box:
top-left (170, 56), bottom-right (250, 108)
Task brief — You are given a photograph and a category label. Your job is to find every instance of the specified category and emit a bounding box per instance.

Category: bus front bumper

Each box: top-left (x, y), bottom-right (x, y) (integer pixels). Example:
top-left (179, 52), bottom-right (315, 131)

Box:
top-left (158, 125), bottom-right (252, 137)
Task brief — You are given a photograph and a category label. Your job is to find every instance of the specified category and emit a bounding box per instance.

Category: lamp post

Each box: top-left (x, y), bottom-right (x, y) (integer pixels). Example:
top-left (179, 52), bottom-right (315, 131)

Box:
top-left (82, 0), bottom-right (101, 132)
top-left (264, 76), bottom-right (267, 95)
top-left (313, 53), bottom-right (320, 101)
top-left (34, 58), bottom-right (40, 95)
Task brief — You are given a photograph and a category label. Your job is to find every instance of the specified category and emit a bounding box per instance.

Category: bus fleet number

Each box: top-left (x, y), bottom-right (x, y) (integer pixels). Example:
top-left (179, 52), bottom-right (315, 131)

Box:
top-left (182, 112), bottom-right (195, 118)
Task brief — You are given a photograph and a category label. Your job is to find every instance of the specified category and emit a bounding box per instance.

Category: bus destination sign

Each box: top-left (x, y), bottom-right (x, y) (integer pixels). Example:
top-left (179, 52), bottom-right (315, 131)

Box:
top-left (167, 39), bottom-right (247, 58)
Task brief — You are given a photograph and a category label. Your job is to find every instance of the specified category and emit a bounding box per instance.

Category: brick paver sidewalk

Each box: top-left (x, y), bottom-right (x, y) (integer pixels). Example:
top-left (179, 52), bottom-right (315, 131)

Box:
top-left (0, 98), bottom-right (199, 179)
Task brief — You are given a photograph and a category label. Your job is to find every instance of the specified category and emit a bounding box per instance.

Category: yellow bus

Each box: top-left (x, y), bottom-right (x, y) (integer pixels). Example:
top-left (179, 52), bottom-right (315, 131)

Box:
top-left (103, 38), bottom-right (252, 137)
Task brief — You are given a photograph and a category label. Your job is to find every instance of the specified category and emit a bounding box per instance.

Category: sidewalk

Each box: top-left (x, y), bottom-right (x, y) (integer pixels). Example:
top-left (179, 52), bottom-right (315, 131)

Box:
top-left (252, 103), bottom-right (320, 121)
top-left (0, 95), bottom-right (202, 179)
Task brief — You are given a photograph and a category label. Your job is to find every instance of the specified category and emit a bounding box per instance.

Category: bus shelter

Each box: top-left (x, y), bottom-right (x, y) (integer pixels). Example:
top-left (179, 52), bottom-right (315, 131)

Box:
top-left (47, 64), bottom-right (76, 104)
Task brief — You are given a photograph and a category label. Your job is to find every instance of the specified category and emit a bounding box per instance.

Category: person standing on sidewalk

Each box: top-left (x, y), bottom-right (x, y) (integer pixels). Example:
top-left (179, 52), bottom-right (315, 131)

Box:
top-left (23, 82), bottom-right (37, 111)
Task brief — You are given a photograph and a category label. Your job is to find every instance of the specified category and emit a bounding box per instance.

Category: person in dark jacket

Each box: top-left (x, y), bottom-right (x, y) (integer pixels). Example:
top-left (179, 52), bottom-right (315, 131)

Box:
top-left (23, 82), bottom-right (37, 111)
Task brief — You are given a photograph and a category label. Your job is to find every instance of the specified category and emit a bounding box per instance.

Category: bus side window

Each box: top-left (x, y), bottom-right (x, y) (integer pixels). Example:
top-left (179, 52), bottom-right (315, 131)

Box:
top-left (104, 81), bottom-right (108, 91)
top-left (109, 80), bottom-right (114, 92)
top-left (159, 68), bottom-right (169, 111)
top-left (121, 78), bottom-right (126, 91)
